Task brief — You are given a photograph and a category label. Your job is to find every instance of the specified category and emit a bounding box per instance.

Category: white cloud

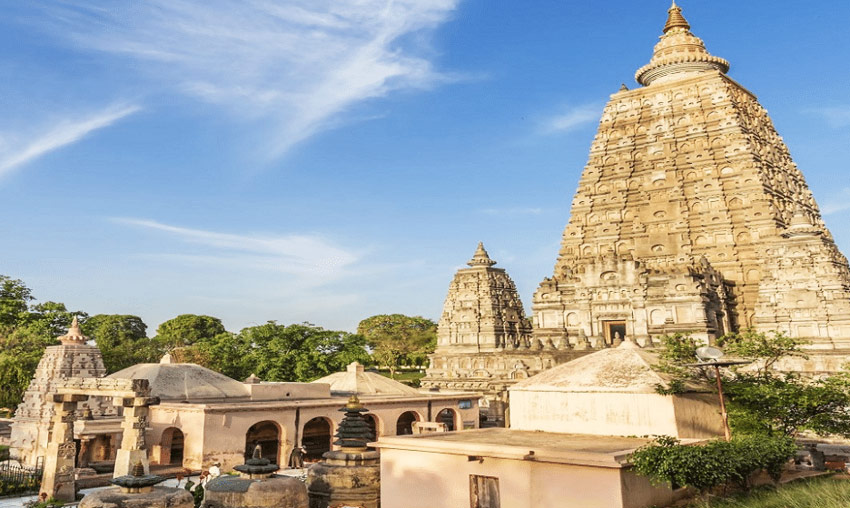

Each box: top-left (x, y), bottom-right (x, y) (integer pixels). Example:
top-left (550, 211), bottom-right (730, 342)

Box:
top-left (0, 105), bottom-right (140, 178)
top-left (821, 188), bottom-right (850, 215)
top-left (113, 218), bottom-right (360, 280)
top-left (542, 103), bottom-right (600, 133)
top-left (39, 0), bottom-right (461, 158)
top-left (806, 107), bottom-right (850, 128)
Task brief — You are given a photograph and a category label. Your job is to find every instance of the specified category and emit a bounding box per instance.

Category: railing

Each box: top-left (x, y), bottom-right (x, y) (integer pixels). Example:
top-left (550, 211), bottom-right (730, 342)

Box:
top-left (0, 459), bottom-right (43, 498)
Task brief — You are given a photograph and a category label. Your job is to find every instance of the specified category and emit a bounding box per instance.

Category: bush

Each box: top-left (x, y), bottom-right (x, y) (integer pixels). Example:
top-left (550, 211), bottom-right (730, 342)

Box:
top-left (630, 435), bottom-right (797, 492)
top-left (0, 445), bottom-right (9, 461)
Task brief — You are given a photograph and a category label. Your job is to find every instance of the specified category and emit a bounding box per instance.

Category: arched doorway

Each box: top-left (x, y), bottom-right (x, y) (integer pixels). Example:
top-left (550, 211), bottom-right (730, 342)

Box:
top-left (436, 408), bottom-right (458, 431)
top-left (160, 427), bottom-right (184, 466)
top-left (396, 411), bottom-right (420, 435)
top-left (302, 417), bottom-right (332, 462)
top-left (245, 421), bottom-right (280, 465)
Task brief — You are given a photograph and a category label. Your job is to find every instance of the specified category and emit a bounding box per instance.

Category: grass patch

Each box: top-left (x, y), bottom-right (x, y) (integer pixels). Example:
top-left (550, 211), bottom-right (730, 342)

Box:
top-left (686, 476), bottom-right (850, 508)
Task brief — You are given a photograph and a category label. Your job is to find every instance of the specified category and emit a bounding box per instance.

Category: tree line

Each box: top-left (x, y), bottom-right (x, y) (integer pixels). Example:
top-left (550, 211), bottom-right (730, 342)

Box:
top-left (0, 274), bottom-right (437, 411)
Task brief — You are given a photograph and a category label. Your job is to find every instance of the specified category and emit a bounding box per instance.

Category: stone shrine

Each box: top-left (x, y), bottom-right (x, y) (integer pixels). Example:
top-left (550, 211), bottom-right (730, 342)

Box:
top-left (10, 317), bottom-right (116, 467)
top-left (533, 2), bottom-right (850, 349)
top-left (422, 243), bottom-right (585, 425)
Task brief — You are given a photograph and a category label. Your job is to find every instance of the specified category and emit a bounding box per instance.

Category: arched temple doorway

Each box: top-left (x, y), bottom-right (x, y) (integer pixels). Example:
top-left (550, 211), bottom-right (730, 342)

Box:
top-left (245, 421), bottom-right (280, 465)
top-left (160, 427), bottom-right (184, 466)
top-left (436, 408), bottom-right (459, 431)
top-left (396, 411), bottom-right (420, 435)
top-left (302, 417), bottom-right (332, 462)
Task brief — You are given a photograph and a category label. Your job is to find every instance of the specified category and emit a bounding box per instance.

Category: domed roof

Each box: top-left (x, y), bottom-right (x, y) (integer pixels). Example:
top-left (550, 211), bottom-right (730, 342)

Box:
top-left (312, 362), bottom-right (420, 397)
top-left (510, 341), bottom-right (685, 394)
top-left (109, 360), bottom-right (250, 401)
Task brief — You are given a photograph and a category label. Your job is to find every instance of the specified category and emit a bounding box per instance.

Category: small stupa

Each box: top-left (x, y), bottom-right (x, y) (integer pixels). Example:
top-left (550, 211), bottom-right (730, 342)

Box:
top-left (80, 461), bottom-right (193, 508)
top-left (306, 396), bottom-right (380, 508)
top-left (203, 445), bottom-right (307, 508)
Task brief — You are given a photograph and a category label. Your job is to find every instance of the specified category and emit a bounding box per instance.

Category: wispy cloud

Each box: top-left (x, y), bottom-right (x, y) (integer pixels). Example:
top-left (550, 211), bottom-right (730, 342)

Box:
top-left (821, 188), bottom-right (850, 215)
top-left (37, 0), bottom-right (460, 158)
top-left (806, 107), bottom-right (850, 128)
top-left (541, 103), bottom-right (600, 133)
top-left (479, 206), bottom-right (544, 216)
top-left (0, 105), bottom-right (140, 178)
top-left (113, 218), bottom-right (360, 280)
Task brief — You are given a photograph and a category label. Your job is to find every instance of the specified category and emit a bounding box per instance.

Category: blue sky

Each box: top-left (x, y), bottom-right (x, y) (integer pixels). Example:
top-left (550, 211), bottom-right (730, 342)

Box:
top-left (2, 1), bottom-right (849, 334)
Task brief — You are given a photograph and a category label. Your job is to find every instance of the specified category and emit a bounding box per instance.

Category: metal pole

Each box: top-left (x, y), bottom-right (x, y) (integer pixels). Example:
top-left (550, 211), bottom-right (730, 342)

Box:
top-left (714, 364), bottom-right (731, 442)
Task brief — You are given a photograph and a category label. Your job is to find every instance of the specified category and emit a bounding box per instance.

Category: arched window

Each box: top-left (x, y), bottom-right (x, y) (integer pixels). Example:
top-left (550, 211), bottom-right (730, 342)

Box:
top-left (396, 411), bottom-right (421, 436)
top-left (245, 421), bottom-right (280, 465)
top-left (436, 408), bottom-right (459, 432)
top-left (159, 427), bottom-right (184, 466)
top-left (302, 417), bottom-right (333, 462)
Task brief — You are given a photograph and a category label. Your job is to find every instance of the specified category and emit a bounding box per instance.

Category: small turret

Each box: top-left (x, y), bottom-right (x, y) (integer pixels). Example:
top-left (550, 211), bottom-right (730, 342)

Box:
top-left (467, 242), bottom-right (497, 267)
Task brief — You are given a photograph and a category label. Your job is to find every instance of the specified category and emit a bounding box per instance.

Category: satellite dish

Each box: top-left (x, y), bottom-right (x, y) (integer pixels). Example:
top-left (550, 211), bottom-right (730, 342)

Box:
top-left (696, 346), bottom-right (724, 362)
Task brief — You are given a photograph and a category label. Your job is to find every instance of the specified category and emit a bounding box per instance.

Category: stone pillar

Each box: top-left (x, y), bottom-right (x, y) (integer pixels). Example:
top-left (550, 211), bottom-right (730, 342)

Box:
top-left (113, 396), bottom-right (157, 477)
top-left (78, 438), bottom-right (92, 468)
top-left (41, 394), bottom-right (87, 502)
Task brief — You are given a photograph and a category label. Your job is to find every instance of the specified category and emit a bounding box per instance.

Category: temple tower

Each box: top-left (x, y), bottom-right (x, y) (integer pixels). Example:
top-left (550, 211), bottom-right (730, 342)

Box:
top-left (10, 318), bottom-right (114, 466)
top-left (423, 243), bottom-right (584, 425)
top-left (532, 3), bottom-right (850, 349)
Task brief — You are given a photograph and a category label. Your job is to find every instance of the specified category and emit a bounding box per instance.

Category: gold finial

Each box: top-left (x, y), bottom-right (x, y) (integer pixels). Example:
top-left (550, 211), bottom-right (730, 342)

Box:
top-left (345, 395), bottom-right (363, 411)
top-left (663, 1), bottom-right (690, 33)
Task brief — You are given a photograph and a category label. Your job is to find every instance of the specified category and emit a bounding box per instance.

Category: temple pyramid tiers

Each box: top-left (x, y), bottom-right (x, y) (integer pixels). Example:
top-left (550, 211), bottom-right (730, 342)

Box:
top-left (532, 2), bottom-right (850, 349)
top-left (422, 243), bottom-right (585, 425)
top-left (10, 317), bottom-right (116, 466)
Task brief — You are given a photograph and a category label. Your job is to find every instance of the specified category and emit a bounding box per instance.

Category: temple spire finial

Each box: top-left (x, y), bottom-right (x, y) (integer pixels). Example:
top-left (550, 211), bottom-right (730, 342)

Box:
top-left (468, 242), bottom-right (497, 267)
top-left (58, 316), bottom-right (87, 345)
top-left (663, 1), bottom-right (690, 33)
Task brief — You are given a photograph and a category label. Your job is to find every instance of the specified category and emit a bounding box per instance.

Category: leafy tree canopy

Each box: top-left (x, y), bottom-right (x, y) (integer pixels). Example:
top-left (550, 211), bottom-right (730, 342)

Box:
top-left (82, 314), bottom-right (154, 373)
top-left (155, 314), bottom-right (226, 349)
top-left (357, 314), bottom-right (436, 376)
top-left (653, 329), bottom-right (850, 438)
top-left (0, 275), bottom-right (32, 327)
top-left (244, 321), bottom-right (370, 382)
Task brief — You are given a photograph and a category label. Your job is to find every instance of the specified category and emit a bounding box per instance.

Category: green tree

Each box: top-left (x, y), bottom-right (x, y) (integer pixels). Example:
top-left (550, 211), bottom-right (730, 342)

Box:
top-left (653, 329), bottom-right (850, 438)
top-left (170, 331), bottom-right (253, 381)
top-left (244, 321), bottom-right (370, 382)
top-left (24, 301), bottom-right (87, 337)
top-left (82, 314), bottom-right (154, 373)
top-left (0, 275), bottom-right (32, 327)
top-left (357, 314), bottom-right (436, 378)
top-left (155, 314), bottom-right (226, 349)
top-left (0, 324), bottom-right (58, 408)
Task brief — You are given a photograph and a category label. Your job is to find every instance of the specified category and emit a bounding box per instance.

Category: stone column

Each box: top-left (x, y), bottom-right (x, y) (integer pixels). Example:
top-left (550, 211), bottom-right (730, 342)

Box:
top-left (41, 394), bottom-right (87, 502)
top-left (77, 438), bottom-right (92, 468)
top-left (113, 396), bottom-right (157, 477)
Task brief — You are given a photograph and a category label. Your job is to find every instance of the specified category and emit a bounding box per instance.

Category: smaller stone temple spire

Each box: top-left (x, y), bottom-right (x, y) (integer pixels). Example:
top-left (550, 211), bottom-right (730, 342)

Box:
top-left (58, 316), bottom-right (87, 345)
top-left (468, 242), bottom-right (497, 267)
top-left (663, 1), bottom-right (690, 33)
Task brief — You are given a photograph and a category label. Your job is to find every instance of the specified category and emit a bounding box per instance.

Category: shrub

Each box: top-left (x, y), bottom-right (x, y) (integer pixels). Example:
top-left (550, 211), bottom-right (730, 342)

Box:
top-left (630, 435), bottom-right (797, 492)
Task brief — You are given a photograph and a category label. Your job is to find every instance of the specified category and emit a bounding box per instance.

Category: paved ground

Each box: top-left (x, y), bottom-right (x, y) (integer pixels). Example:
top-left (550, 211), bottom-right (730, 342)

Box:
top-left (0, 477), bottom-right (197, 508)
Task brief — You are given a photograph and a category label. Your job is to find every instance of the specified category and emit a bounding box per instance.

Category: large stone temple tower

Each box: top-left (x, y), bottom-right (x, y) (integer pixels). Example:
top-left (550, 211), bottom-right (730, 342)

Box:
top-left (533, 3), bottom-right (850, 349)
top-left (423, 243), bottom-right (583, 425)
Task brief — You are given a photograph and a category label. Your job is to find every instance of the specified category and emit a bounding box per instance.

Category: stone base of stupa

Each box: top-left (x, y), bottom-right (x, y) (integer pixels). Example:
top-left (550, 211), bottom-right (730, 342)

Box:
top-left (79, 486), bottom-right (193, 508)
top-left (307, 450), bottom-right (380, 508)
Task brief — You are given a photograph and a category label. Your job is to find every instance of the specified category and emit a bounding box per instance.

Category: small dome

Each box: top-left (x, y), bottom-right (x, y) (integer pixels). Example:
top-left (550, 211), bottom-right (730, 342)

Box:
top-left (510, 341), bottom-right (691, 394)
top-left (109, 363), bottom-right (250, 401)
top-left (312, 362), bottom-right (420, 396)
